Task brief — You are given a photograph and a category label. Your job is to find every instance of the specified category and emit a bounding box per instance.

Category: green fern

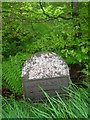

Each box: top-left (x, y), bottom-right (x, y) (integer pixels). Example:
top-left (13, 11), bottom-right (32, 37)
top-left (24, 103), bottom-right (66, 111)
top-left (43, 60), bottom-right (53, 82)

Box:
top-left (2, 53), bottom-right (30, 95)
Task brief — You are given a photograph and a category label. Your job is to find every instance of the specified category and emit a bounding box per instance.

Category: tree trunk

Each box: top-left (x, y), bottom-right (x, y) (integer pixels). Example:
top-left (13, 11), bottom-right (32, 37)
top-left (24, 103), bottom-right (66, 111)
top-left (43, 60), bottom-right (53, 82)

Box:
top-left (72, 0), bottom-right (79, 17)
top-left (72, 0), bottom-right (82, 39)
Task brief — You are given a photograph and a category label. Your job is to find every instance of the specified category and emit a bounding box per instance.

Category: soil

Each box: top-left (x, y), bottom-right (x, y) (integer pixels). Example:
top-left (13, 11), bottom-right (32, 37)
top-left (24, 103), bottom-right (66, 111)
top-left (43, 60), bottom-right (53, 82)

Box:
top-left (69, 63), bottom-right (86, 83)
top-left (2, 63), bottom-right (88, 100)
top-left (2, 88), bottom-right (23, 100)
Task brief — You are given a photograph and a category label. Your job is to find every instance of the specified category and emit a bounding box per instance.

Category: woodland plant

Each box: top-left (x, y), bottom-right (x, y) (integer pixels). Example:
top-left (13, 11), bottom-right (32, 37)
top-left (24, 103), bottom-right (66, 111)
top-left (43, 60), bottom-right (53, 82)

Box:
top-left (2, 53), bottom-right (30, 95)
top-left (2, 2), bottom-right (89, 118)
top-left (2, 3), bottom-right (89, 92)
top-left (2, 83), bottom-right (89, 118)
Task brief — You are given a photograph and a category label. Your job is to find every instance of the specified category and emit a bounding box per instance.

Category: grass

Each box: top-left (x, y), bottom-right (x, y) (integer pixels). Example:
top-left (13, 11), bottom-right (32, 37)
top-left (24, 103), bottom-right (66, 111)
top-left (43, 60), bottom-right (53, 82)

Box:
top-left (1, 82), bottom-right (90, 119)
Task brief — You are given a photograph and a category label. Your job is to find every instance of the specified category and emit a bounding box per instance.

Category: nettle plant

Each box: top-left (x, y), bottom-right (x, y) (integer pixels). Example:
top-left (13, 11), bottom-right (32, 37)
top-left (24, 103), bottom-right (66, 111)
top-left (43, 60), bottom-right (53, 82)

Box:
top-left (2, 53), bottom-right (30, 95)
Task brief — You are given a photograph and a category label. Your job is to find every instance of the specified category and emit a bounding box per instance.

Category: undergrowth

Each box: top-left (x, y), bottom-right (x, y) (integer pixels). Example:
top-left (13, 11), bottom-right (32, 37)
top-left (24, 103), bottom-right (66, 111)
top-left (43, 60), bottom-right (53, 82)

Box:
top-left (1, 83), bottom-right (89, 119)
top-left (2, 53), bottom-right (30, 95)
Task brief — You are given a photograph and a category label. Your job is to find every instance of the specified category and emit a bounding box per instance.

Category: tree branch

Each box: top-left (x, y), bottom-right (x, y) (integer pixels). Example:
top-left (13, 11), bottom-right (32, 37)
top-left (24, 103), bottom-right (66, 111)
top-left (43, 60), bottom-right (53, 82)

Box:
top-left (39, 2), bottom-right (72, 20)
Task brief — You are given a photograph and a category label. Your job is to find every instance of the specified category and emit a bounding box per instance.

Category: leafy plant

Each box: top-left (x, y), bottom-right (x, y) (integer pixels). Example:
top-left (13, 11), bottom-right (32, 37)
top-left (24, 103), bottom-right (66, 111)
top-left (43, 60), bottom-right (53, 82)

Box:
top-left (2, 82), bottom-right (89, 118)
top-left (2, 53), bottom-right (30, 95)
top-left (2, 2), bottom-right (89, 98)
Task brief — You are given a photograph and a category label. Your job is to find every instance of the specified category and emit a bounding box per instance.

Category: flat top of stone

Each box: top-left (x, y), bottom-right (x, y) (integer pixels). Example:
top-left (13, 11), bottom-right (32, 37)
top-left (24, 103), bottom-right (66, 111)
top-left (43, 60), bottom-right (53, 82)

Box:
top-left (21, 52), bottom-right (70, 80)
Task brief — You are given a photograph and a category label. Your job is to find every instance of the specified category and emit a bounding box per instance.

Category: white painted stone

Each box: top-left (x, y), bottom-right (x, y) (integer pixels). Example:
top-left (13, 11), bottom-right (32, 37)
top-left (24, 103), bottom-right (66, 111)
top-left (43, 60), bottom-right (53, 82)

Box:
top-left (21, 52), bottom-right (70, 80)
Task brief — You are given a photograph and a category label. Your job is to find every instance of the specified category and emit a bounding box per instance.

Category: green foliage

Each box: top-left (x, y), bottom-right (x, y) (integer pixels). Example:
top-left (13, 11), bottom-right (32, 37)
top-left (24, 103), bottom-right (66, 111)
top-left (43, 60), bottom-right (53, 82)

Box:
top-left (2, 53), bottom-right (30, 95)
top-left (1, 3), bottom-right (89, 119)
top-left (25, 33), bottom-right (89, 65)
top-left (2, 83), bottom-right (89, 118)
top-left (2, 2), bottom-right (89, 94)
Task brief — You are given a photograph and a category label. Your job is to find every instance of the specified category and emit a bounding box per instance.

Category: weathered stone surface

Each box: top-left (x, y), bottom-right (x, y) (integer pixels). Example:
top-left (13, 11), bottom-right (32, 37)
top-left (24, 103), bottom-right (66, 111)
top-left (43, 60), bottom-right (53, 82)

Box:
top-left (21, 52), bottom-right (70, 80)
top-left (21, 52), bottom-right (70, 100)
